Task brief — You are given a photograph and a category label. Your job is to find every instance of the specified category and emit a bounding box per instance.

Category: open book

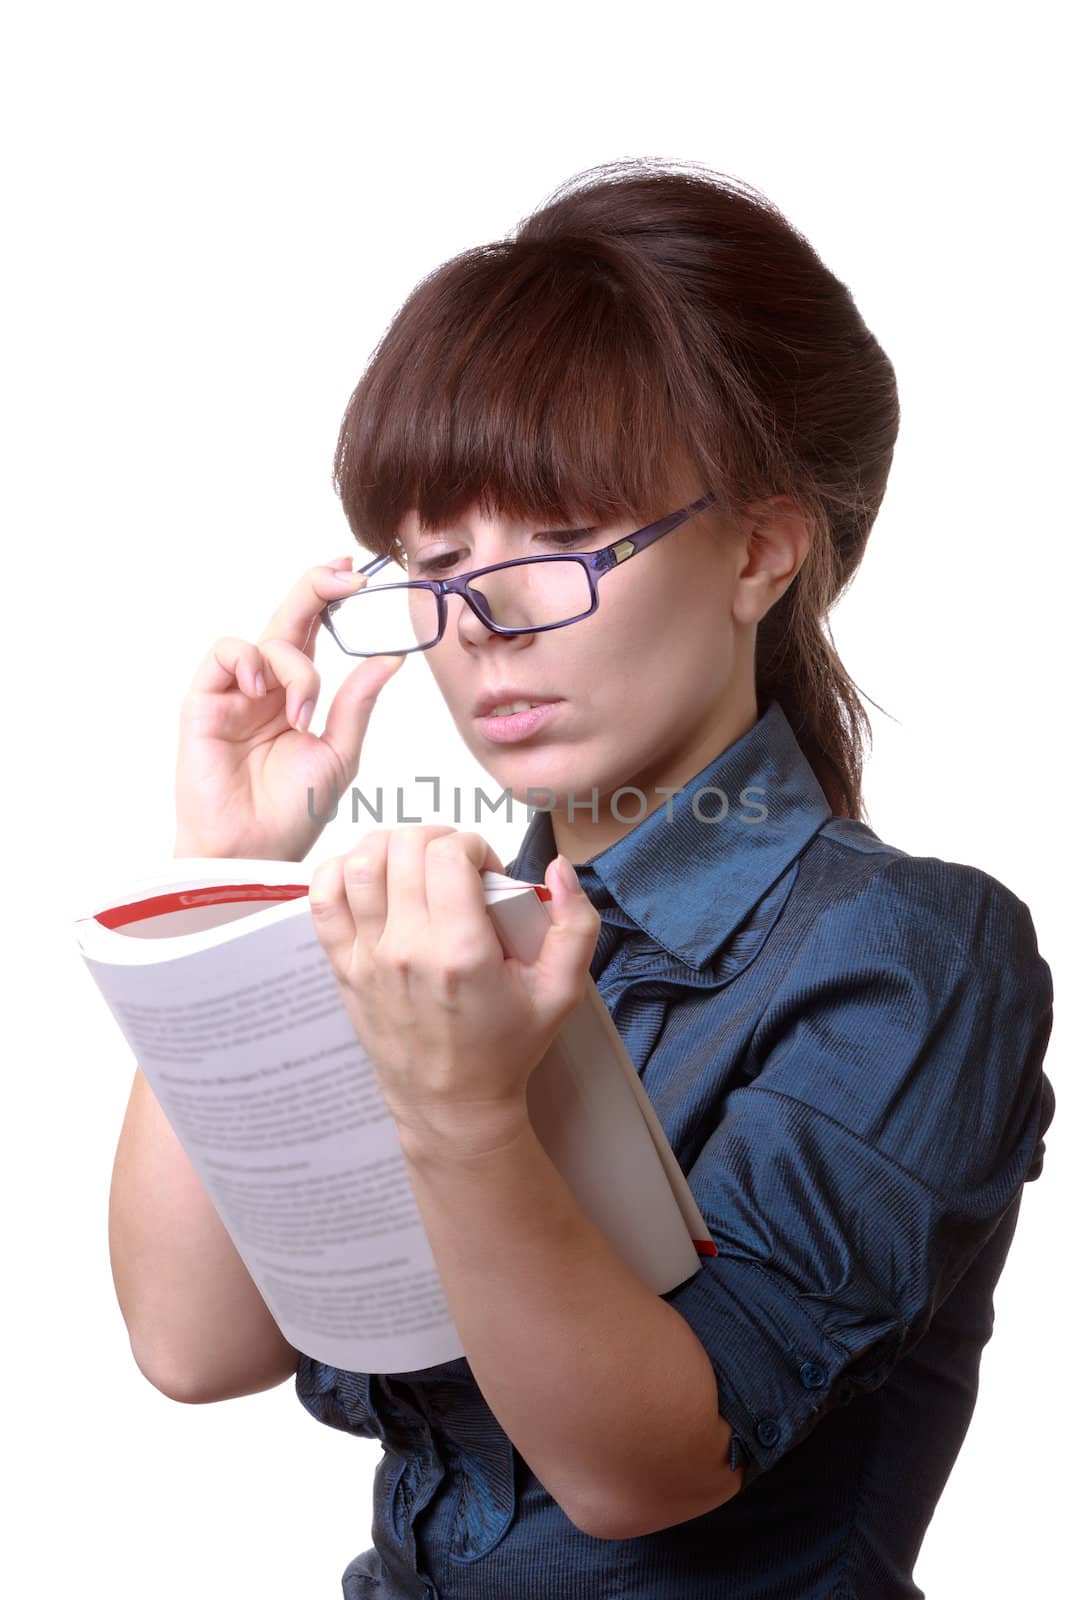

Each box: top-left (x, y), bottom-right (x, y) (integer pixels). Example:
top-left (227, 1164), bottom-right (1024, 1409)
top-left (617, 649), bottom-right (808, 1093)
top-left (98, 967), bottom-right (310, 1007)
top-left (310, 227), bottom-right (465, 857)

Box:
top-left (75, 857), bottom-right (716, 1373)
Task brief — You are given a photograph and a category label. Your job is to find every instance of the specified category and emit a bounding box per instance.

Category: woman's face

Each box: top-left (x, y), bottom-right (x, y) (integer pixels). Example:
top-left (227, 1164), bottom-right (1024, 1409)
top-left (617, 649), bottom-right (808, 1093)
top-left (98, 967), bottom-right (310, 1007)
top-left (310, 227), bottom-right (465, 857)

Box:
top-left (394, 490), bottom-right (806, 861)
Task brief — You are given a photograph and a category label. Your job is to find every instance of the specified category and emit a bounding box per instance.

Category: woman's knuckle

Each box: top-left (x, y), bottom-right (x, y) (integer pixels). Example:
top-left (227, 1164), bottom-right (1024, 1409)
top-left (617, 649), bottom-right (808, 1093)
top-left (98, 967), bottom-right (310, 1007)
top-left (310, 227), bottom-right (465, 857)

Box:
top-left (308, 866), bottom-right (336, 908)
top-left (343, 850), bottom-right (373, 881)
top-left (425, 828), bottom-right (460, 849)
top-left (442, 941), bottom-right (484, 979)
top-left (376, 937), bottom-right (410, 974)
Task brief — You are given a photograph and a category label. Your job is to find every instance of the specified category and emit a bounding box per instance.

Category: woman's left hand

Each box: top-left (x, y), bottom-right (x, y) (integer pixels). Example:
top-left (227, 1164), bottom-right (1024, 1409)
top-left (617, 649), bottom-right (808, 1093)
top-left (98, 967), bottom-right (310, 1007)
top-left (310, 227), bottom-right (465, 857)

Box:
top-left (309, 825), bottom-right (602, 1154)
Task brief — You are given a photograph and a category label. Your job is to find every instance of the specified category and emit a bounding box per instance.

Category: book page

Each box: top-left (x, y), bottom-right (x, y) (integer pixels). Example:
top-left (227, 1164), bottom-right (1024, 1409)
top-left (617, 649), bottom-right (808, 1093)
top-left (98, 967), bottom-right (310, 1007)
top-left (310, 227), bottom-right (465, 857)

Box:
top-left (84, 908), bottom-right (469, 1371)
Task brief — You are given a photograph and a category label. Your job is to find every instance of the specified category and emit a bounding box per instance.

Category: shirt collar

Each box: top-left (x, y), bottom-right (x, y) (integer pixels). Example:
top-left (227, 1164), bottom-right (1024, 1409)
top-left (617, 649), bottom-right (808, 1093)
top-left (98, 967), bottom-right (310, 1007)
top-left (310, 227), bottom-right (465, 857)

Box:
top-left (506, 699), bottom-right (832, 970)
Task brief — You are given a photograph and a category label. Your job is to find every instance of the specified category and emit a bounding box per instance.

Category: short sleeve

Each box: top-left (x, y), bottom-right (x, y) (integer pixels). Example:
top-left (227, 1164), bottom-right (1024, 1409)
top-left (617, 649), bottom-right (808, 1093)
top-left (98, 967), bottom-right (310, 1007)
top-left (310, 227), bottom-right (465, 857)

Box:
top-left (662, 855), bottom-right (1055, 1490)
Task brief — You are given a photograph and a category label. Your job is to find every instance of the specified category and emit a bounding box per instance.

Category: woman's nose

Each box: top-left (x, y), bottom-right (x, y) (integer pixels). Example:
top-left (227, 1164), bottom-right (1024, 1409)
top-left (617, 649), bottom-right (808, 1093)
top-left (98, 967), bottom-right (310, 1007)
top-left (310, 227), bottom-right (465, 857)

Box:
top-left (453, 589), bottom-right (539, 653)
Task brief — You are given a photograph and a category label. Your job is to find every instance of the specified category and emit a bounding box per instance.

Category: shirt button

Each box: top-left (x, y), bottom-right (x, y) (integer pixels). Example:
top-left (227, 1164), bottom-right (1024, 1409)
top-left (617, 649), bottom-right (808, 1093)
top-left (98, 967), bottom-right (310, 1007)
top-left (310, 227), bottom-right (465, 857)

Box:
top-left (756, 1418), bottom-right (781, 1446)
top-left (800, 1362), bottom-right (828, 1388)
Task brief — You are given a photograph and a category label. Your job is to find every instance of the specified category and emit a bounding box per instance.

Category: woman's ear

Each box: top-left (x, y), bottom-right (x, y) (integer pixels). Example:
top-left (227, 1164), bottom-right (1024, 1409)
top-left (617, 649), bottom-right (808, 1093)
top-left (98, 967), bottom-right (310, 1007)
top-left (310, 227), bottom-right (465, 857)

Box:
top-left (733, 497), bottom-right (811, 626)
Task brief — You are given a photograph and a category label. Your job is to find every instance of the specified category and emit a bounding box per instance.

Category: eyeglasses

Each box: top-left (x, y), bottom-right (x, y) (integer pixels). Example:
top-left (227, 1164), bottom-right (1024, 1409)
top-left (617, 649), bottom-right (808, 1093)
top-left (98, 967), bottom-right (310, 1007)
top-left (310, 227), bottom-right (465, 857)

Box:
top-left (318, 491), bottom-right (717, 657)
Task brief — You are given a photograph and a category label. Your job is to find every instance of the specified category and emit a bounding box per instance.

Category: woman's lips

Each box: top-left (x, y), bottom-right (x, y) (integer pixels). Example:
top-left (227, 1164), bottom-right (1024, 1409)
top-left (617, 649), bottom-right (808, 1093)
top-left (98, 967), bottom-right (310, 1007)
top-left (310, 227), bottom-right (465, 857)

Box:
top-left (474, 700), bottom-right (565, 743)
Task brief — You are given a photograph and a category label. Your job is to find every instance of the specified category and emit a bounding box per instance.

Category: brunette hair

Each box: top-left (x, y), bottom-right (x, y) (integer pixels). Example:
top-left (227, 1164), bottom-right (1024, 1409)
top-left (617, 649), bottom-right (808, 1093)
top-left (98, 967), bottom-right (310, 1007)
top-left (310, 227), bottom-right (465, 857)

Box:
top-left (332, 158), bottom-right (899, 820)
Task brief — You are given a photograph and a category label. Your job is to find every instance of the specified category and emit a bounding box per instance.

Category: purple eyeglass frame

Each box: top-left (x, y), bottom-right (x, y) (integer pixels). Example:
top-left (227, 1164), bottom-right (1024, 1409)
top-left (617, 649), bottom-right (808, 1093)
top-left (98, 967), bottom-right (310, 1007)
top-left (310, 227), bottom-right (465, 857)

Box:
top-left (318, 491), bottom-right (717, 657)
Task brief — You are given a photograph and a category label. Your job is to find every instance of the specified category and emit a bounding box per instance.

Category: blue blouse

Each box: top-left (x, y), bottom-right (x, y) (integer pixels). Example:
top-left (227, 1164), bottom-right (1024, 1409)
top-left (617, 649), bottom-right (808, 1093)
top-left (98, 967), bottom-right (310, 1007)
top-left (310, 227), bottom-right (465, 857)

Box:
top-left (294, 699), bottom-right (1056, 1599)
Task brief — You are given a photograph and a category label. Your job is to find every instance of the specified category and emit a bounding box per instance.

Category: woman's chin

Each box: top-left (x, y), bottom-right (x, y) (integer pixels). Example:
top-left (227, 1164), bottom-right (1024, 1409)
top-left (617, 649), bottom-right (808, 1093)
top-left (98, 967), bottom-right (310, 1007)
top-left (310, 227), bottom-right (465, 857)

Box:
top-left (483, 759), bottom-right (622, 819)
top-left (458, 720), bottom-right (624, 810)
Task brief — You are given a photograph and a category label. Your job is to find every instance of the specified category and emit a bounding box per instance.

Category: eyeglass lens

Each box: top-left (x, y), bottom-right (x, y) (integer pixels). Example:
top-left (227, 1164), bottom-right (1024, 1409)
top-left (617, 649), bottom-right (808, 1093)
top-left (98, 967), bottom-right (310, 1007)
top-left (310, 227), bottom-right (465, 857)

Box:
top-left (328, 558), bottom-right (596, 655)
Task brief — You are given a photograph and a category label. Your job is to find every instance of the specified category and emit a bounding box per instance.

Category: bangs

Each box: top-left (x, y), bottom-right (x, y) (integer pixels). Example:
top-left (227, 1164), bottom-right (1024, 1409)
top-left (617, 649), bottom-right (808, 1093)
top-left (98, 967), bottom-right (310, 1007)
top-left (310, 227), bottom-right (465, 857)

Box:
top-left (332, 236), bottom-right (722, 563)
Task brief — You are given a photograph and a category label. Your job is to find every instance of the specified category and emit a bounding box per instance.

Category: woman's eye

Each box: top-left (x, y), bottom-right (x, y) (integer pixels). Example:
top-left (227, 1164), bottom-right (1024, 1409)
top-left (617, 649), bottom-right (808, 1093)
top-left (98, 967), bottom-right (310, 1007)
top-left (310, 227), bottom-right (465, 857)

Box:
top-left (543, 530), bottom-right (592, 550)
top-left (412, 552), bottom-right (461, 576)
top-left (414, 529), bottom-right (590, 577)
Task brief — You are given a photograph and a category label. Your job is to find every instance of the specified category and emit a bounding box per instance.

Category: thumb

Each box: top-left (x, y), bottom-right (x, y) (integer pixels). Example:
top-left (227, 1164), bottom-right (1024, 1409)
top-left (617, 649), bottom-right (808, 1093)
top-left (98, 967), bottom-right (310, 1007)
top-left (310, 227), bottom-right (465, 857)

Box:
top-left (533, 853), bottom-right (601, 1004)
top-left (319, 653), bottom-right (407, 778)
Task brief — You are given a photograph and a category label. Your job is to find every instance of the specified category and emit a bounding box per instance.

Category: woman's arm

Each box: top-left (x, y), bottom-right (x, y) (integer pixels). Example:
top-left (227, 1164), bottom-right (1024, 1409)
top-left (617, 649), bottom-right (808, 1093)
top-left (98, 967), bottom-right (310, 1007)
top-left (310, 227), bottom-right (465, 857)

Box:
top-left (108, 1067), bottom-right (301, 1402)
top-left (396, 1114), bottom-right (741, 1541)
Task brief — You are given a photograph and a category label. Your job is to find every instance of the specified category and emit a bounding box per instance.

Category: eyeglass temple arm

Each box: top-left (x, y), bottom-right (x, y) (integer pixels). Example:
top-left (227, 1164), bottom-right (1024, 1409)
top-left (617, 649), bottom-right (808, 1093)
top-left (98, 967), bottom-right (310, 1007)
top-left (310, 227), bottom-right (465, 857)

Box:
top-left (355, 551), bottom-right (396, 577)
top-left (593, 492), bottom-right (717, 568)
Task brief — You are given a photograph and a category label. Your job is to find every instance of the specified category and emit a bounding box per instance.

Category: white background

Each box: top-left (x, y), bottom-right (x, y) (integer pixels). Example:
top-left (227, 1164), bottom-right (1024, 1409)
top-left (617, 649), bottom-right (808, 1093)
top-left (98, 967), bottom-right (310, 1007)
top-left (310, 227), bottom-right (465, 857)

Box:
top-left (4, 3), bottom-right (1062, 1595)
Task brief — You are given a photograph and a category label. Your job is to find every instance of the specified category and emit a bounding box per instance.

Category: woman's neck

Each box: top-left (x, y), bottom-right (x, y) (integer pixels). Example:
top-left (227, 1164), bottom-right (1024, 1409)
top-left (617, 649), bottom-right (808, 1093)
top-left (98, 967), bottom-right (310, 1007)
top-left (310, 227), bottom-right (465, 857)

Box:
top-left (548, 687), bottom-right (760, 865)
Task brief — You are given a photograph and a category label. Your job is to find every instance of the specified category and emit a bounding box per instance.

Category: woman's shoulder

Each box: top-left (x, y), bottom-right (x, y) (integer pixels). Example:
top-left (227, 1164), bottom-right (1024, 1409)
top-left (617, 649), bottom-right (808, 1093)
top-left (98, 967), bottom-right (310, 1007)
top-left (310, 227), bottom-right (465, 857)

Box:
top-left (798, 814), bottom-right (1049, 987)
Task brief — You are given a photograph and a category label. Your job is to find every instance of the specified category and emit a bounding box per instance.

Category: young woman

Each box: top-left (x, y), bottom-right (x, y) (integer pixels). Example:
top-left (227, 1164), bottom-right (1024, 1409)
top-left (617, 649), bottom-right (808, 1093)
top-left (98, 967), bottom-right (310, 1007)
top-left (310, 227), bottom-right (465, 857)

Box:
top-left (119, 159), bottom-right (1055, 1598)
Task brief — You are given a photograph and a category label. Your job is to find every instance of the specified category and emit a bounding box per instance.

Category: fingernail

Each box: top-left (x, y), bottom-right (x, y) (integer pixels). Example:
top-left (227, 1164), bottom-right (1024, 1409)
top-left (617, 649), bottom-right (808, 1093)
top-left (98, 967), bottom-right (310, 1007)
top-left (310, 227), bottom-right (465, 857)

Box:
top-left (554, 854), bottom-right (580, 893)
top-left (255, 670), bottom-right (266, 696)
top-left (333, 568), bottom-right (366, 586)
top-left (296, 698), bottom-right (314, 730)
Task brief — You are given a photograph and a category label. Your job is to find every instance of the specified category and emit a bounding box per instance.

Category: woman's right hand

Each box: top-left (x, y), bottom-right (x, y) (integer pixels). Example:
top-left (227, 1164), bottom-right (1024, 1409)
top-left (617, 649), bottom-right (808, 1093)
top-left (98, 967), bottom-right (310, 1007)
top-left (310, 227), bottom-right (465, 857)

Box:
top-left (174, 556), bottom-right (407, 862)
